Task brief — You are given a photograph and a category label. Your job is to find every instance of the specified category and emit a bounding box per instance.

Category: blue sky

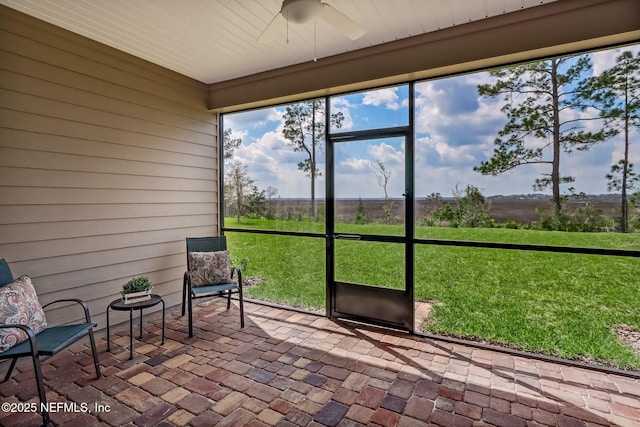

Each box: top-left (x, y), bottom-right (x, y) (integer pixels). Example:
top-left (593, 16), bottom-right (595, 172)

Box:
top-left (223, 44), bottom-right (639, 200)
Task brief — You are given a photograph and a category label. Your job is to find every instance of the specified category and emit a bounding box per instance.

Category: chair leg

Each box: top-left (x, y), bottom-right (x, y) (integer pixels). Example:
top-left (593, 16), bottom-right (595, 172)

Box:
top-left (188, 291), bottom-right (193, 338)
top-left (227, 290), bottom-right (232, 310)
top-left (1, 357), bottom-right (18, 383)
top-left (181, 277), bottom-right (187, 316)
top-left (88, 329), bottom-right (101, 379)
top-left (30, 352), bottom-right (49, 426)
top-left (239, 289), bottom-right (245, 328)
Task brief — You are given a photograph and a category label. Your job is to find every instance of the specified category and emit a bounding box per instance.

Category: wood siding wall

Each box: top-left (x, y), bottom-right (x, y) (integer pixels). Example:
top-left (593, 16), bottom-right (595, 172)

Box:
top-left (0, 6), bottom-right (218, 329)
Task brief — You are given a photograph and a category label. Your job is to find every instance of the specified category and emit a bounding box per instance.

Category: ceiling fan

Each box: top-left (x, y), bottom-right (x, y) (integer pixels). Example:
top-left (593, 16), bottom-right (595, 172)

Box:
top-left (258, 0), bottom-right (365, 43)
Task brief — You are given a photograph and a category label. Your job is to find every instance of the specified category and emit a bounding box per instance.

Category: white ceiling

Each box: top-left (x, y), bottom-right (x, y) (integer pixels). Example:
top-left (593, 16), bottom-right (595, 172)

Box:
top-left (1, 0), bottom-right (557, 84)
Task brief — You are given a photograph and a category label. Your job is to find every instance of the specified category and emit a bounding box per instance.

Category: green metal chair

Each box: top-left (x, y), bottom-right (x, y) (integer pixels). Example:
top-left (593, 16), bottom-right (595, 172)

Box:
top-left (0, 258), bottom-right (101, 426)
top-left (182, 237), bottom-right (244, 337)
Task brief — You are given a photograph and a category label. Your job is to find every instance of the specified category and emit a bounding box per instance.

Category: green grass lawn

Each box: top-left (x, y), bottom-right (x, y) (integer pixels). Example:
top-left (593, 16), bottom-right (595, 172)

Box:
top-left (225, 218), bottom-right (640, 370)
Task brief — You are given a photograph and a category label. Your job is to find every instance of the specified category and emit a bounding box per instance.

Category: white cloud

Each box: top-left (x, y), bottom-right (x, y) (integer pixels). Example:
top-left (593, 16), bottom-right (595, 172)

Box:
top-left (339, 157), bottom-right (370, 171)
top-left (369, 142), bottom-right (403, 165)
top-left (223, 108), bottom-right (281, 129)
top-left (591, 44), bottom-right (640, 76)
top-left (362, 88), bottom-right (403, 110)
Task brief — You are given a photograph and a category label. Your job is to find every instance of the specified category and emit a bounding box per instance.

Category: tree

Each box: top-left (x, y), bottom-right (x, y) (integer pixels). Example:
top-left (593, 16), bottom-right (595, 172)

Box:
top-left (607, 161), bottom-right (638, 231)
top-left (264, 186), bottom-right (279, 219)
top-left (630, 191), bottom-right (640, 231)
top-left (223, 128), bottom-right (242, 161)
top-left (373, 159), bottom-right (394, 223)
top-left (475, 56), bottom-right (613, 219)
top-left (224, 160), bottom-right (266, 222)
top-left (577, 50), bottom-right (640, 232)
top-left (225, 160), bottom-right (251, 223)
top-left (282, 99), bottom-right (344, 218)
top-left (223, 128), bottom-right (272, 221)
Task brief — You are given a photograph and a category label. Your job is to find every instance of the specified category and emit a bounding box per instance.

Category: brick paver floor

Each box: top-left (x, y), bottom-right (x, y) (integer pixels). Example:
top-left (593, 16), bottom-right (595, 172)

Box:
top-left (1, 299), bottom-right (639, 426)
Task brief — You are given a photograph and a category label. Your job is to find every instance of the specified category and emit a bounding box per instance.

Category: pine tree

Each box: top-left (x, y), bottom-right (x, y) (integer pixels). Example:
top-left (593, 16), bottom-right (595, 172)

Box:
top-left (475, 56), bottom-right (613, 221)
top-left (577, 50), bottom-right (640, 232)
top-left (282, 100), bottom-right (343, 218)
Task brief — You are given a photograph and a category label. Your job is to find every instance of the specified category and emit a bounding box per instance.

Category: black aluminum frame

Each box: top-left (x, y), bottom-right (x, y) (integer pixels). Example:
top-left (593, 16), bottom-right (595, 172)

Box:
top-left (219, 80), bottom-right (640, 375)
top-left (326, 93), bottom-right (416, 330)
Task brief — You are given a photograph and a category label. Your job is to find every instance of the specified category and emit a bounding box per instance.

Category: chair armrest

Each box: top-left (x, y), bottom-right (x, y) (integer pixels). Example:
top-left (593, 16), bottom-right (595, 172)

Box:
top-left (0, 323), bottom-right (39, 354)
top-left (0, 323), bottom-right (35, 335)
top-left (42, 299), bottom-right (92, 323)
top-left (231, 267), bottom-right (242, 287)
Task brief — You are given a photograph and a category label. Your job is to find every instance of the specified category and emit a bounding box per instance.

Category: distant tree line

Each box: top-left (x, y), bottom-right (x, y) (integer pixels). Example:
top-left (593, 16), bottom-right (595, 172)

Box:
top-left (418, 185), bottom-right (633, 232)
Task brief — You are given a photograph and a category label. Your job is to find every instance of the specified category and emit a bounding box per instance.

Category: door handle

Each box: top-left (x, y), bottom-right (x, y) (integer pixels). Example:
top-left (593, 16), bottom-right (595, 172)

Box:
top-left (335, 234), bottom-right (361, 240)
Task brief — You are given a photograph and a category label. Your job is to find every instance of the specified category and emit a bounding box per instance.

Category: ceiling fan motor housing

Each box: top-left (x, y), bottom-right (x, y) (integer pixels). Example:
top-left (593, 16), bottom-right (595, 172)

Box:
top-left (281, 0), bottom-right (324, 24)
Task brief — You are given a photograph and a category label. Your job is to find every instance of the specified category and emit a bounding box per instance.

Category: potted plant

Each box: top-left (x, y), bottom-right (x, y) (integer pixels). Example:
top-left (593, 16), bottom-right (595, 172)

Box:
top-left (121, 276), bottom-right (152, 304)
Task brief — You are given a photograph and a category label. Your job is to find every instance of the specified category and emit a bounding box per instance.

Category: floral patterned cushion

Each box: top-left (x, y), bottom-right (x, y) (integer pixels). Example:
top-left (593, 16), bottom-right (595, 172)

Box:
top-left (0, 275), bottom-right (48, 353)
top-left (188, 251), bottom-right (235, 287)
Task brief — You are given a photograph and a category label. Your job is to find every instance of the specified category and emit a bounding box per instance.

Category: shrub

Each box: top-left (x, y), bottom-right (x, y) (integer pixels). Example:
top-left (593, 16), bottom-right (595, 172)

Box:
top-left (122, 276), bottom-right (151, 294)
top-left (536, 199), bottom-right (614, 232)
top-left (497, 220), bottom-right (523, 229)
top-left (454, 184), bottom-right (492, 228)
top-left (433, 203), bottom-right (456, 223)
top-left (354, 198), bottom-right (370, 224)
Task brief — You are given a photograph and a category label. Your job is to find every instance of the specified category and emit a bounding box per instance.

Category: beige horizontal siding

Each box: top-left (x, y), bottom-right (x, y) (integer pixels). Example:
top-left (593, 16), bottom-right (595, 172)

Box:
top-left (0, 203), bottom-right (216, 224)
top-left (0, 109), bottom-right (215, 161)
top-left (1, 11), bottom-right (207, 109)
top-left (0, 130), bottom-right (215, 175)
top-left (0, 6), bottom-right (219, 331)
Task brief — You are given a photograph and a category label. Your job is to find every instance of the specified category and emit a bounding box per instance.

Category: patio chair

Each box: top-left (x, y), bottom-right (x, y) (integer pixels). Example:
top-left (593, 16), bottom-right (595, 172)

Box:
top-left (182, 236), bottom-right (244, 337)
top-left (0, 258), bottom-right (101, 426)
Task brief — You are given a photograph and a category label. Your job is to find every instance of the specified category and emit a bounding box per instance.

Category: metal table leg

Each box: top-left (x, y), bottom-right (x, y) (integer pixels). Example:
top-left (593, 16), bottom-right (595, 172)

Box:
top-left (106, 306), bottom-right (111, 352)
top-left (107, 295), bottom-right (163, 360)
top-left (139, 308), bottom-right (143, 338)
top-left (129, 309), bottom-right (133, 360)
top-left (161, 299), bottom-right (165, 345)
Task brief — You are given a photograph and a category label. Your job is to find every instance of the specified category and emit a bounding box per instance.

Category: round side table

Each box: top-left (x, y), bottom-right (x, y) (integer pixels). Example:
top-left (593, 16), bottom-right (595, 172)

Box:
top-left (106, 294), bottom-right (165, 360)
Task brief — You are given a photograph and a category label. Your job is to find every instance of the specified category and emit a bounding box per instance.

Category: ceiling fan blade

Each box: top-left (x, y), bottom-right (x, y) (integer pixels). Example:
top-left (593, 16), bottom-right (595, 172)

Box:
top-left (320, 3), bottom-right (365, 40)
top-left (257, 13), bottom-right (286, 43)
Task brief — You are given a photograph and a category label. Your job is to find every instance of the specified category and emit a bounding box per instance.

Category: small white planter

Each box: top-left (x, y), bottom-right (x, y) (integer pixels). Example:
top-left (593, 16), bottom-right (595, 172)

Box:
top-left (122, 290), bottom-right (151, 304)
